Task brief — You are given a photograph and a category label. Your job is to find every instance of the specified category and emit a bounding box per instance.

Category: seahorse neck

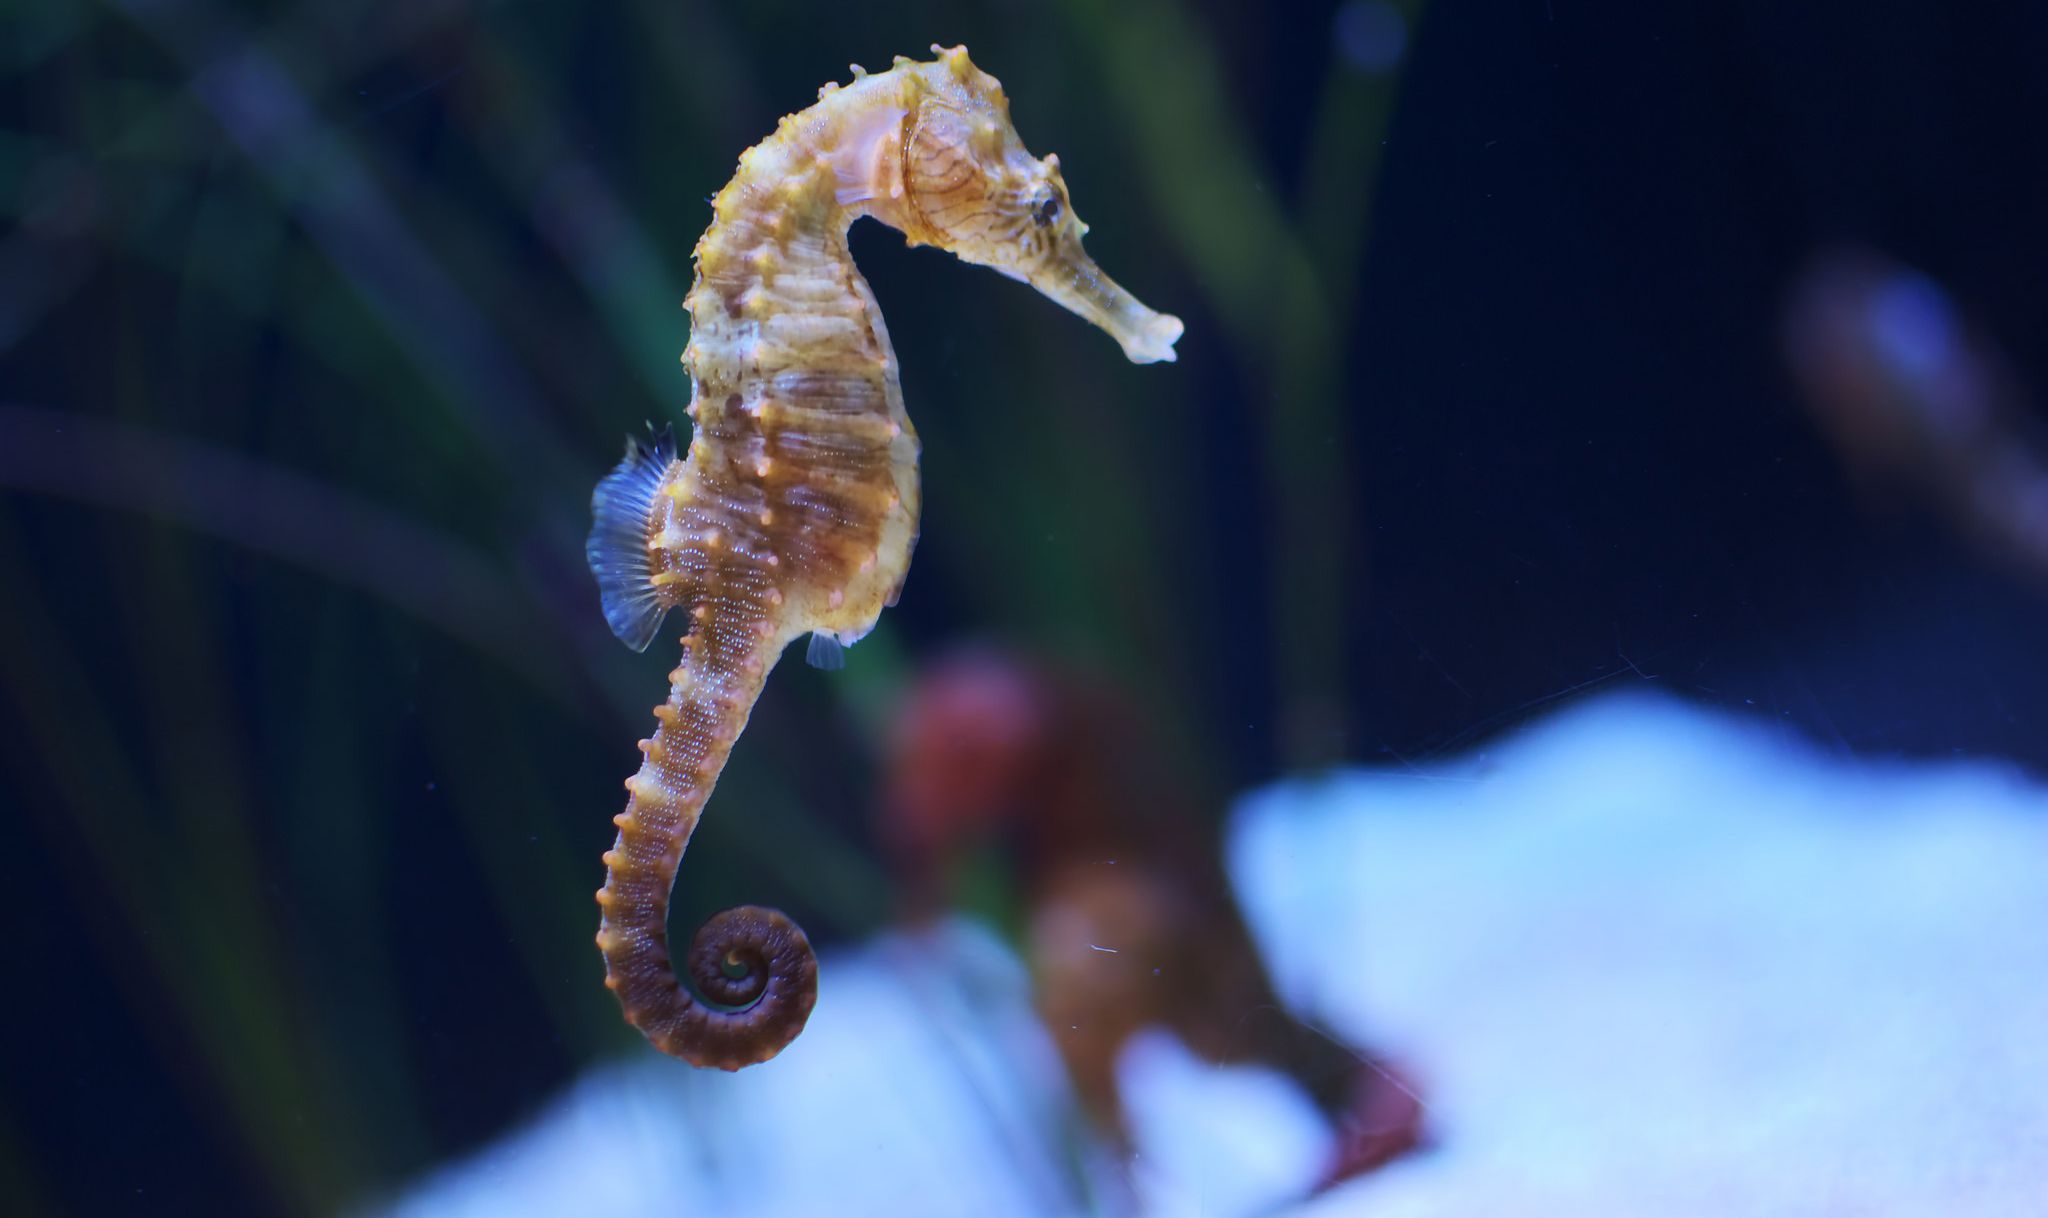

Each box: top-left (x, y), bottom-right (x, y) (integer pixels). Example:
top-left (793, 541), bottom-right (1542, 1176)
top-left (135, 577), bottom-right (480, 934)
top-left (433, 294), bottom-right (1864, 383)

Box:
top-left (684, 168), bottom-right (874, 402)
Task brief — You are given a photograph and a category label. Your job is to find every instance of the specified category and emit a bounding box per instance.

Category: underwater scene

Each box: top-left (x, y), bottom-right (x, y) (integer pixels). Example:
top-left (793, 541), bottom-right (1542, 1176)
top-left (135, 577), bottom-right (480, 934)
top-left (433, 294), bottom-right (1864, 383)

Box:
top-left (5, 1), bottom-right (2046, 1214)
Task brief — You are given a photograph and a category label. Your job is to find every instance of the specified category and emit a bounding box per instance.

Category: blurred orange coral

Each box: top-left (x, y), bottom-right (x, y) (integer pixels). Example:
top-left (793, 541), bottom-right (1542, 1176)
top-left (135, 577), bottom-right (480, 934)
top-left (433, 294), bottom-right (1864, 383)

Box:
top-left (879, 645), bottom-right (1422, 1190)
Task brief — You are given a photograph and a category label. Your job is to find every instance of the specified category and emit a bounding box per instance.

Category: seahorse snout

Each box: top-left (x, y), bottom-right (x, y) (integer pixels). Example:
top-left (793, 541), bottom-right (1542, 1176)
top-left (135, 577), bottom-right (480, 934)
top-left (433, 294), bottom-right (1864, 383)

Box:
top-left (1027, 243), bottom-right (1183, 364)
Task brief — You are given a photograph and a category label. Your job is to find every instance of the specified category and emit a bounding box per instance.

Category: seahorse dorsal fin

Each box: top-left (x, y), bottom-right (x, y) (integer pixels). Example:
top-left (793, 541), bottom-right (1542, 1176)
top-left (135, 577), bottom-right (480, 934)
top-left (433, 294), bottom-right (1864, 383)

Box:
top-left (805, 631), bottom-right (846, 671)
top-left (587, 425), bottom-right (678, 652)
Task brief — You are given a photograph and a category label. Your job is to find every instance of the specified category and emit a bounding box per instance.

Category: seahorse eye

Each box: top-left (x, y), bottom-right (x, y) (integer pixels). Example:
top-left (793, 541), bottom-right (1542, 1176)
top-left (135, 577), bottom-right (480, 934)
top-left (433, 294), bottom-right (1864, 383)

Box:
top-left (1032, 195), bottom-right (1061, 228)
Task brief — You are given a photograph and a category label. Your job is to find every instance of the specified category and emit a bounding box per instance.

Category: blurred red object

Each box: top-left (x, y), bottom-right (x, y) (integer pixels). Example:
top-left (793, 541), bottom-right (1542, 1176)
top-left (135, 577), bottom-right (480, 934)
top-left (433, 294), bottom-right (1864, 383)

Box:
top-left (1785, 248), bottom-right (2048, 579)
top-left (880, 646), bottom-right (1423, 1190)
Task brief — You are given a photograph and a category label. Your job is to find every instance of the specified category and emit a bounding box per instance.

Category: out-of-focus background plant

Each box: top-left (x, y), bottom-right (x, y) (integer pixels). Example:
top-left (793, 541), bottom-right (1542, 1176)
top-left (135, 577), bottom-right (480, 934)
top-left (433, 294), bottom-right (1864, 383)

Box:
top-left (2, 2), bottom-right (1420, 1211)
top-left (7, 0), bottom-right (2048, 1214)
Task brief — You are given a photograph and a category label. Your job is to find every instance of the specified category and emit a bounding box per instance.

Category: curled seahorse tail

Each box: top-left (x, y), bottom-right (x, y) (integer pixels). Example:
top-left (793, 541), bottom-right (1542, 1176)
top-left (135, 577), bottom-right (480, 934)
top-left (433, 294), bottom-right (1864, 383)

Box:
top-left (595, 641), bottom-right (816, 1070)
top-left (601, 895), bottom-right (818, 1070)
top-left (684, 903), bottom-right (818, 1041)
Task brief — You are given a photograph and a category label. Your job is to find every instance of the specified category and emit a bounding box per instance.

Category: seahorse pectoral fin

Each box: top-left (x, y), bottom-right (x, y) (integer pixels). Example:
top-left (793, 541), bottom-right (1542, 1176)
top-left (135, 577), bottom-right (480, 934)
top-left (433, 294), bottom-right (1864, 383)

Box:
top-left (587, 426), bottom-right (679, 652)
top-left (1024, 239), bottom-right (1183, 364)
top-left (805, 631), bottom-right (847, 670)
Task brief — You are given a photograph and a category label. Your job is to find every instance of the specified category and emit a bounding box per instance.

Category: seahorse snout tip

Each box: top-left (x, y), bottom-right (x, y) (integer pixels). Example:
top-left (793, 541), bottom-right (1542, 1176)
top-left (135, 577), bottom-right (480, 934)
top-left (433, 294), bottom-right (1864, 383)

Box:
top-left (1121, 311), bottom-right (1184, 364)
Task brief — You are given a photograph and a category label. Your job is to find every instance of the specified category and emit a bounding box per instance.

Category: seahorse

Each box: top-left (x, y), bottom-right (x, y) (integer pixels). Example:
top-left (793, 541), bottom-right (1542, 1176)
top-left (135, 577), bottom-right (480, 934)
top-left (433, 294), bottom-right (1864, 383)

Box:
top-left (585, 45), bottom-right (1182, 1069)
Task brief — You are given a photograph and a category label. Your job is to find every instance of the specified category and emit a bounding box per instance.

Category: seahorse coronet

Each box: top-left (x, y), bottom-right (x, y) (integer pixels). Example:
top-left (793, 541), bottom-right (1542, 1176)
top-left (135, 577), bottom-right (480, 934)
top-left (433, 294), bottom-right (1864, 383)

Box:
top-left (585, 45), bottom-right (1182, 1070)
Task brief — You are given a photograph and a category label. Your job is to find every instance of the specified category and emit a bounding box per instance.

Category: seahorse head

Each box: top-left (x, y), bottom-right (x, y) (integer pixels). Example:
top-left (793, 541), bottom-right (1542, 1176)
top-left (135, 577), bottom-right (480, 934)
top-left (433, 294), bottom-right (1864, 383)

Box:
top-left (900, 46), bottom-right (1182, 364)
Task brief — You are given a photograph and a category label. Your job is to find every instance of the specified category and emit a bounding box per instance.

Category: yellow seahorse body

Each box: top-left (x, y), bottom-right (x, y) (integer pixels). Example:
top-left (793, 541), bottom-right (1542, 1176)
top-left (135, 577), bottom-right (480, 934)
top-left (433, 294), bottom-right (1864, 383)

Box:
top-left (587, 45), bottom-right (1181, 1069)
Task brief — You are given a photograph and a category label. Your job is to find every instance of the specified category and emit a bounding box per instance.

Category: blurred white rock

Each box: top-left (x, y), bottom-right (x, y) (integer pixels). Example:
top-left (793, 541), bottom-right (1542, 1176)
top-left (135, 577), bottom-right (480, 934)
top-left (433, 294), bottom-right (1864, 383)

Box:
top-left (370, 692), bottom-right (2048, 1217)
top-left (1239, 693), bottom-right (2048, 1217)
